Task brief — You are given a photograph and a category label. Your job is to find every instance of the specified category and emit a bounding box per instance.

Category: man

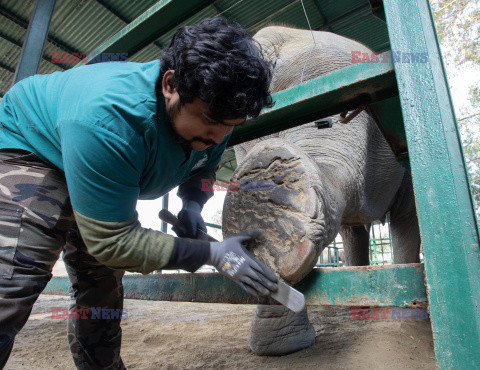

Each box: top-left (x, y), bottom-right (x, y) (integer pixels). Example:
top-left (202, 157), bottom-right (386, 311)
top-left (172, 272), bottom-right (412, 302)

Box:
top-left (0, 18), bottom-right (277, 369)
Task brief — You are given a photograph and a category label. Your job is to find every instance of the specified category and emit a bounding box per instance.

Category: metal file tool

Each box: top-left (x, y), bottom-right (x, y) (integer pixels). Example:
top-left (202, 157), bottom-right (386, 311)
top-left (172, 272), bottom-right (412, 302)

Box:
top-left (158, 209), bottom-right (306, 313)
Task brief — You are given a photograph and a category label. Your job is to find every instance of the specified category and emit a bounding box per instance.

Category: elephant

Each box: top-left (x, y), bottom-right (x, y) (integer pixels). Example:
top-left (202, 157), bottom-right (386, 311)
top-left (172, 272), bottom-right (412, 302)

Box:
top-left (221, 26), bottom-right (421, 356)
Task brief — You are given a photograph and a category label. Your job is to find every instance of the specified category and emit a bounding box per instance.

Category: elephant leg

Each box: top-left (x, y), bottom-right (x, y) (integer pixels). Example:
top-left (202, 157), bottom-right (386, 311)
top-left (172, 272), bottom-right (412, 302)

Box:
top-left (339, 225), bottom-right (371, 266)
top-left (389, 172), bottom-right (421, 264)
top-left (249, 304), bottom-right (316, 356)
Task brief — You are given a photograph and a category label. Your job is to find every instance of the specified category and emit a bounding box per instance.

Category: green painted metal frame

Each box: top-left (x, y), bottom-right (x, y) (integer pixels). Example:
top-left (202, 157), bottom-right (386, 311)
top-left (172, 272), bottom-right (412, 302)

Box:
top-left (368, 95), bottom-right (408, 156)
top-left (76, 0), bottom-right (217, 66)
top-left (48, 0), bottom-right (480, 365)
top-left (228, 60), bottom-right (398, 147)
top-left (44, 263), bottom-right (427, 307)
top-left (383, 0), bottom-right (480, 367)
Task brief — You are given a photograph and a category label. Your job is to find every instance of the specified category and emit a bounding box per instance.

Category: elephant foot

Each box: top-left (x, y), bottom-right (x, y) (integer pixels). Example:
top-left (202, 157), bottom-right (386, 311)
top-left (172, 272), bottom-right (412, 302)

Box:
top-left (223, 139), bottom-right (327, 285)
top-left (249, 304), bottom-right (316, 356)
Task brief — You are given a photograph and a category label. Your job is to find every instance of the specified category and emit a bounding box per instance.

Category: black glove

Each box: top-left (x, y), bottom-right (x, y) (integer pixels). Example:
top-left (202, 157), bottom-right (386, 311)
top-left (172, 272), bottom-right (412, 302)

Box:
top-left (208, 231), bottom-right (278, 297)
top-left (173, 200), bottom-right (207, 238)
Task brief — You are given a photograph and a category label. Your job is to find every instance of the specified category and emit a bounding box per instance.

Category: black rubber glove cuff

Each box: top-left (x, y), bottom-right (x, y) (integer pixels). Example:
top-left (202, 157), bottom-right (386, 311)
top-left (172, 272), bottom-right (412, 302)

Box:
top-left (164, 237), bottom-right (210, 273)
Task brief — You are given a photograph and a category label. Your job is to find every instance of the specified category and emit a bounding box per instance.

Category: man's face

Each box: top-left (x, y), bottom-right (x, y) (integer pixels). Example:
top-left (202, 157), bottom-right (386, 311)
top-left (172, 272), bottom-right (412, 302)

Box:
top-left (162, 70), bottom-right (245, 152)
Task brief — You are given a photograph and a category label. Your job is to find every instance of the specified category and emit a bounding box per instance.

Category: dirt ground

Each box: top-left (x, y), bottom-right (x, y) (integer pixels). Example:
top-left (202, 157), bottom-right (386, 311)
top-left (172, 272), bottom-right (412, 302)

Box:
top-left (6, 294), bottom-right (436, 369)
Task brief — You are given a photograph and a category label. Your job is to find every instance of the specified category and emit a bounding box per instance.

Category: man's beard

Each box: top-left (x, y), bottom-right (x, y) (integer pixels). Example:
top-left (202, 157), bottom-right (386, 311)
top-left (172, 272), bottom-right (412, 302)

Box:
top-left (165, 100), bottom-right (216, 151)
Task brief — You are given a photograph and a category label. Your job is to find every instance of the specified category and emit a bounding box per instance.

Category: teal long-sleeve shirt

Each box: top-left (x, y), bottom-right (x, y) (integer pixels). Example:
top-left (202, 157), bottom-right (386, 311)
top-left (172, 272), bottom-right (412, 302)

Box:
top-left (0, 60), bottom-right (229, 273)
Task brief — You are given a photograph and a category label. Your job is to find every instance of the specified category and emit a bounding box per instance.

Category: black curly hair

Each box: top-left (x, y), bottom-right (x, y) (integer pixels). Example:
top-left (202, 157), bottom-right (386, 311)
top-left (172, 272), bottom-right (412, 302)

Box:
top-left (159, 17), bottom-right (273, 121)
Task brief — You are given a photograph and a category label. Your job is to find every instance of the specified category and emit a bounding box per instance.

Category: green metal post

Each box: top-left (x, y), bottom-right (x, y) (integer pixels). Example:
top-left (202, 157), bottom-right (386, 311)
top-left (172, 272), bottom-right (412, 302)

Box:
top-left (383, 0), bottom-right (480, 367)
top-left (12, 0), bottom-right (56, 84)
top-left (161, 193), bottom-right (169, 233)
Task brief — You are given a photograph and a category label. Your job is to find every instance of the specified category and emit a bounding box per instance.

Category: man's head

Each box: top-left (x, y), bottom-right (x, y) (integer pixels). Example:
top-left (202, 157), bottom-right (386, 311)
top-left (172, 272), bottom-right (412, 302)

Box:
top-left (159, 17), bottom-right (273, 151)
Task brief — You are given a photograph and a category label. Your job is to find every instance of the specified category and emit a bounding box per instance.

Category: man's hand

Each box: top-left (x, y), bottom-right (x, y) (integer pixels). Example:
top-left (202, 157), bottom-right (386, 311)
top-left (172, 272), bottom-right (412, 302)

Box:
top-left (173, 200), bottom-right (207, 238)
top-left (208, 231), bottom-right (278, 297)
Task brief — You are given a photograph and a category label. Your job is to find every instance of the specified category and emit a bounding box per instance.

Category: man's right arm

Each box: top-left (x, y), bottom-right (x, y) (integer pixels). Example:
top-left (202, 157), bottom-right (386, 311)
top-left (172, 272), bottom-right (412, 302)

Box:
top-left (61, 119), bottom-right (209, 274)
top-left (60, 118), bottom-right (277, 294)
top-left (74, 208), bottom-right (278, 298)
top-left (74, 209), bottom-right (210, 274)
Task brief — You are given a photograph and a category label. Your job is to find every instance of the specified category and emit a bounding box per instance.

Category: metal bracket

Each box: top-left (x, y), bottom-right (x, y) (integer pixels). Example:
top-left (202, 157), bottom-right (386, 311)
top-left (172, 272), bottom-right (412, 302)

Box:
top-left (315, 118), bottom-right (333, 129)
top-left (339, 106), bottom-right (367, 124)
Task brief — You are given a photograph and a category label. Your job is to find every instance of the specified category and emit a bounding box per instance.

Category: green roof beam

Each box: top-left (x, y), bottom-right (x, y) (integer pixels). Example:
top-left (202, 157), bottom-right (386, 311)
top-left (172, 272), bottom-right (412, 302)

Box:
top-left (77, 0), bottom-right (217, 66)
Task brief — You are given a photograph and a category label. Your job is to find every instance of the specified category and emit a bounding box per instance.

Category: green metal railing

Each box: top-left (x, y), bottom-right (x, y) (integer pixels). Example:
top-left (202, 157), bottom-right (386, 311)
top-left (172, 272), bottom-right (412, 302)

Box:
top-left (369, 220), bottom-right (393, 265)
top-left (316, 220), bottom-right (394, 267)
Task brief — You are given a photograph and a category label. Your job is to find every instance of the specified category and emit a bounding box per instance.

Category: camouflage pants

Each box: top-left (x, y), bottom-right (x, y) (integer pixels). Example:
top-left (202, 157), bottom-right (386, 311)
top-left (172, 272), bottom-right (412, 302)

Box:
top-left (0, 150), bottom-right (126, 370)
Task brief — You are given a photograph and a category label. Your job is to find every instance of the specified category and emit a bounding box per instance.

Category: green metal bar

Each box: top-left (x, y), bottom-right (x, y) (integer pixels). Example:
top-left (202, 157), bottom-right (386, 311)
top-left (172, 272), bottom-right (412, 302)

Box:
top-left (160, 193), bottom-right (169, 233)
top-left (298, 263), bottom-right (426, 307)
top-left (383, 0), bottom-right (480, 367)
top-left (228, 60), bottom-right (398, 147)
top-left (44, 263), bottom-right (427, 307)
top-left (76, 0), bottom-right (217, 66)
top-left (13, 0), bottom-right (56, 84)
top-left (370, 226), bottom-right (376, 262)
top-left (369, 96), bottom-right (408, 157)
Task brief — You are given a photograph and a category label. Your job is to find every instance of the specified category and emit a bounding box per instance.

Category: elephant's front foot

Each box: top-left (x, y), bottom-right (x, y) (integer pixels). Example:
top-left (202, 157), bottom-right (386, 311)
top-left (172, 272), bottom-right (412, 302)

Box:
top-left (249, 304), bottom-right (316, 356)
top-left (223, 139), bottom-right (326, 285)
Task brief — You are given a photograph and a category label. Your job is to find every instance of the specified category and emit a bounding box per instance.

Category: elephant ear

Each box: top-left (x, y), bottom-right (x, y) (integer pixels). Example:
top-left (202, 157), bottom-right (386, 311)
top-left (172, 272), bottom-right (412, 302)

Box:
top-left (222, 138), bottom-right (338, 285)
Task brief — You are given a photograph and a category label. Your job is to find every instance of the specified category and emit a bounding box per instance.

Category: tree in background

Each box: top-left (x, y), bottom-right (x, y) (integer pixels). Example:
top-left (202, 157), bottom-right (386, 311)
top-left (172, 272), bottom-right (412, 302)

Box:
top-left (431, 0), bottom-right (480, 216)
top-left (459, 86), bottom-right (480, 213)
top-left (432, 0), bottom-right (479, 66)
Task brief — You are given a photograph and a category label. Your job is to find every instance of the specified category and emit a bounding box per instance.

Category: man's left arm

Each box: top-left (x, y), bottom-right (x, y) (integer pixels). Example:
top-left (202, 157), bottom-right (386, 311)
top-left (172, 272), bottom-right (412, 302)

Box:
top-left (175, 134), bottom-right (232, 237)
top-left (177, 168), bottom-right (216, 208)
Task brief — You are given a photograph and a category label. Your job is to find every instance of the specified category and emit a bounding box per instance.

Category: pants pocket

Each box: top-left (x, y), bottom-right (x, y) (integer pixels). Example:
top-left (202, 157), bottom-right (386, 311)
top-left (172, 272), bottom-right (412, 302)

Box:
top-left (0, 204), bottom-right (23, 279)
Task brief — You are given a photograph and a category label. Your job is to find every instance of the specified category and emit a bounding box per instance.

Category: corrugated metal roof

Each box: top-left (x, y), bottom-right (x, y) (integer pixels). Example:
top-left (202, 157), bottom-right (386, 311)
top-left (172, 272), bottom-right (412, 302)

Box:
top-left (0, 0), bottom-right (390, 96)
